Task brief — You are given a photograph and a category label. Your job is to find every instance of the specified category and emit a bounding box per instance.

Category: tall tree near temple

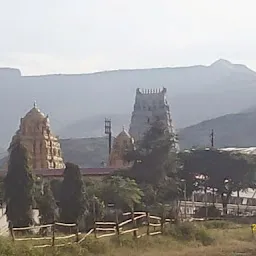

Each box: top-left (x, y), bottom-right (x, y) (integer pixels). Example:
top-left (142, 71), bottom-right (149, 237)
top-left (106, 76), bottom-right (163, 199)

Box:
top-left (4, 139), bottom-right (34, 227)
top-left (101, 176), bottom-right (143, 210)
top-left (180, 149), bottom-right (256, 214)
top-left (83, 179), bottom-right (105, 229)
top-left (37, 183), bottom-right (57, 224)
top-left (122, 121), bottom-right (180, 210)
top-left (50, 179), bottom-right (62, 203)
top-left (0, 177), bottom-right (5, 206)
top-left (125, 121), bottom-right (178, 185)
top-left (59, 162), bottom-right (86, 224)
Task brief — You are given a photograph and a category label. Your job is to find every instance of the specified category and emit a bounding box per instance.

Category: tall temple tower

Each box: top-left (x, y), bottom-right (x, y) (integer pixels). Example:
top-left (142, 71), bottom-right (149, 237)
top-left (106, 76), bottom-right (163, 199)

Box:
top-left (9, 103), bottom-right (65, 170)
top-left (129, 87), bottom-right (177, 145)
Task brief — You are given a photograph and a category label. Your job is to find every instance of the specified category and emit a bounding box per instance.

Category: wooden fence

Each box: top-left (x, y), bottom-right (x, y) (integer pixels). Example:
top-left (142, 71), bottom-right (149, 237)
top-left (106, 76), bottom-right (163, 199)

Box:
top-left (5, 211), bottom-right (172, 248)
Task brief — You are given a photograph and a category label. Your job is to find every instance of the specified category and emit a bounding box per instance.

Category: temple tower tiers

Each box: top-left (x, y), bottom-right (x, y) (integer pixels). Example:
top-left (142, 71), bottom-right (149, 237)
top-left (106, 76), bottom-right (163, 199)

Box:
top-left (108, 127), bottom-right (135, 168)
top-left (129, 87), bottom-right (178, 147)
top-left (9, 103), bottom-right (65, 170)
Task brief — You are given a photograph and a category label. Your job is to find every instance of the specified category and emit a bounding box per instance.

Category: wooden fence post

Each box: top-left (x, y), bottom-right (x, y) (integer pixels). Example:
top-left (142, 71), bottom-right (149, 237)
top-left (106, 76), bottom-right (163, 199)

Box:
top-left (161, 207), bottom-right (165, 234)
top-left (131, 209), bottom-right (137, 238)
top-left (93, 221), bottom-right (97, 238)
top-left (93, 196), bottom-right (97, 238)
top-left (52, 221), bottom-right (56, 247)
top-left (8, 221), bottom-right (15, 242)
top-left (75, 223), bottom-right (79, 243)
top-left (161, 215), bottom-right (165, 234)
top-left (146, 211), bottom-right (150, 236)
top-left (115, 209), bottom-right (120, 244)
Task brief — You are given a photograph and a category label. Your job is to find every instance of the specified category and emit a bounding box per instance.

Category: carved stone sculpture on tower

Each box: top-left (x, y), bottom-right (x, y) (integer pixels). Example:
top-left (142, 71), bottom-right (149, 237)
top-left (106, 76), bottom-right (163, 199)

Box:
top-left (9, 103), bottom-right (65, 170)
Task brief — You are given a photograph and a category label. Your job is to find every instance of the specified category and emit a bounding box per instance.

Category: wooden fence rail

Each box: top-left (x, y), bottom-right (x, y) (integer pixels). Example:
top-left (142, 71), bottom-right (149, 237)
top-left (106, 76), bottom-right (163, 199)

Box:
top-left (9, 221), bottom-right (80, 248)
top-left (3, 211), bottom-right (170, 248)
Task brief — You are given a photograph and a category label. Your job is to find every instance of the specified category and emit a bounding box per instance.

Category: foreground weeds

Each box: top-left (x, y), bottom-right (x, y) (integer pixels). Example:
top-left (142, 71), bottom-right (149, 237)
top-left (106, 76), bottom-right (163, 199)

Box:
top-left (167, 222), bottom-right (215, 245)
top-left (0, 223), bottom-right (255, 255)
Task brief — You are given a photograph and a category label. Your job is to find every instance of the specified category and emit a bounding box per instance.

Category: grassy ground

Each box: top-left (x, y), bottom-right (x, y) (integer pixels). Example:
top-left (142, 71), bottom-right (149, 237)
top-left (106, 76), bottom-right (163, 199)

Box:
top-left (1, 221), bottom-right (256, 256)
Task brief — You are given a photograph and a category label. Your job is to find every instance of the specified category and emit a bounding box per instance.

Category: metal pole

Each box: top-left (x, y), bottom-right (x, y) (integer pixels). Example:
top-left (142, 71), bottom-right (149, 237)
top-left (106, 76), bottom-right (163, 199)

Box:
top-left (108, 132), bottom-right (112, 156)
top-left (184, 181), bottom-right (187, 219)
top-left (92, 196), bottom-right (97, 238)
top-left (181, 179), bottom-right (187, 219)
top-left (205, 187), bottom-right (208, 219)
top-left (105, 118), bottom-right (112, 156)
top-left (210, 129), bottom-right (214, 148)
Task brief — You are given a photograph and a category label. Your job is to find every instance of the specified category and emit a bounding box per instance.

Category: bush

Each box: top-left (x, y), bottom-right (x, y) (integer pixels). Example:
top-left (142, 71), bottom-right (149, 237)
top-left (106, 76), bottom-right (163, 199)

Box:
top-left (195, 206), bottom-right (221, 218)
top-left (203, 220), bottom-right (232, 229)
top-left (167, 222), bottom-right (214, 246)
top-left (80, 236), bottom-right (109, 254)
top-left (111, 235), bottom-right (137, 248)
top-left (195, 228), bottom-right (215, 246)
top-left (168, 222), bottom-right (197, 240)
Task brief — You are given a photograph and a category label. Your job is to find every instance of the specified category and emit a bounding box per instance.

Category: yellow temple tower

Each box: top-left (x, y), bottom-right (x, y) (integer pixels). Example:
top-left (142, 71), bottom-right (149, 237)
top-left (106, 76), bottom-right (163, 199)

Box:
top-left (108, 127), bottom-right (135, 168)
top-left (9, 102), bottom-right (65, 170)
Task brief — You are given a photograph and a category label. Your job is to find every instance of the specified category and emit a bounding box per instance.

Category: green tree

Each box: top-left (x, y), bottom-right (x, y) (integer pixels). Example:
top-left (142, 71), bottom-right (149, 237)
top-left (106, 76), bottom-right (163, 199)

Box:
top-left (180, 149), bottom-right (256, 215)
top-left (4, 139), bottom-right (34, 227)
top-left (59, 162), bottom-right (86, 224)
top-left (83, 179), bottom-right (105, 229)
top-left (123, 121), bottom-right (180, 211)
top-left (50, 179), bottom-right (62, 203)
top-left (101, 176), bottom-right (143, 210)
top-left (37, 183), bottom-right (57, 224)
top-left (0, 177), bottom-right (5, 208)
top-left (126, 121), bottom-right (178, 185)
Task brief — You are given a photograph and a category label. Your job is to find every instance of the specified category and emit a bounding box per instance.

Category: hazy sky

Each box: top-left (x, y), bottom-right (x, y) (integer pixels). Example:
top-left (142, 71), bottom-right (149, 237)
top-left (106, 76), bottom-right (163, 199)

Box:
top-left (1, 0), bottom-right (256, 75)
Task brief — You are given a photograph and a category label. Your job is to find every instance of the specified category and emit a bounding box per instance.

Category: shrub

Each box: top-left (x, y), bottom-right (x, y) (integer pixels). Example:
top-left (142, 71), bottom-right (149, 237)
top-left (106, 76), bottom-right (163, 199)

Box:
top-left (203, 220), bottom-right (232, 229)
top-left (195, 228), bottom-right (215, 246)
top-left (195, 206), bottom-right (221, 218)
top-left (111, 235), bottom-right (137, 248)
top-left (80, 236), bottom-right (109, 254)
top-left (167, 222), bottom-right (214, 246)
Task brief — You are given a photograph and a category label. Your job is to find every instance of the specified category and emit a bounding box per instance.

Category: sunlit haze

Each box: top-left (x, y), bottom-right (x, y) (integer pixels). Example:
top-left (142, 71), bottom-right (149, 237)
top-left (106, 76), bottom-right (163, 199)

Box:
top-left (1, 0), bottom-right (256, 75)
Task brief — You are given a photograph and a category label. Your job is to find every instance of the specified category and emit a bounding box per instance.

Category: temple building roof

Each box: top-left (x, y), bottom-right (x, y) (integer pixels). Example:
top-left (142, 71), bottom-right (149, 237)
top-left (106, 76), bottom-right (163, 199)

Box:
top-left (23, 102), bottom-right (47, 121)
top-left (115, 126), bottom-right (134, 142)
top-left (9, 102), bottom-right (64, 170)
top-left (108, 127), bottom-right (135, 168)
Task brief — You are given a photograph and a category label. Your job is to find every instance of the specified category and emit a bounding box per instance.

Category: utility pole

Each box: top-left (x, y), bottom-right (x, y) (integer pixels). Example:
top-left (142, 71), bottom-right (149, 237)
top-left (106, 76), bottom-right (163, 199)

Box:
top-left (104, 118), bottom-right (112, 156)
top-left (210, 129), bottom-right (214, 148)
top-left (181, 179), bottom-right (187, 219)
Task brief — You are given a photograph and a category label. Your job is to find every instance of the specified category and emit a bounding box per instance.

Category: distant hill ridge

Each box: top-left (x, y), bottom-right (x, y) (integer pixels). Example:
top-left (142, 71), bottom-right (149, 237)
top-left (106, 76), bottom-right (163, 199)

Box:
top-left (179, 110), bottom-right (256, 149)
top-left (1, 59), bottom-right (256, 149)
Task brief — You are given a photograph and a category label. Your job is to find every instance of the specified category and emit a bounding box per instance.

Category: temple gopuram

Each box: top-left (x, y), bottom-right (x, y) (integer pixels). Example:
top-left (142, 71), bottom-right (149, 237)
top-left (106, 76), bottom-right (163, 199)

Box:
top-left (9, 102), bottom-right (65, 170)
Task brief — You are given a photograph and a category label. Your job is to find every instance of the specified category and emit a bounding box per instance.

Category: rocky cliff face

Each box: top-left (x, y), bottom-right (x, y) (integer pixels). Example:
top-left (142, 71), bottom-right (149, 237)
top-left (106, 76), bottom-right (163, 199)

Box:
top-left (0, 68), bottom-right (21, 78)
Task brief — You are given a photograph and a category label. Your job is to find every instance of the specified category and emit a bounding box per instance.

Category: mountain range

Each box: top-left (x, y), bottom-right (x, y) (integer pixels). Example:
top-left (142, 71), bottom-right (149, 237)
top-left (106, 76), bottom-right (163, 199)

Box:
top-left (57, 108), bottom-right (256, 167)
top-left (1, 59), bottom-right (256, 149)
top-left (178, 110), bottom-right (256, 149)
top-left (1, 59), bottom-right (256, 166)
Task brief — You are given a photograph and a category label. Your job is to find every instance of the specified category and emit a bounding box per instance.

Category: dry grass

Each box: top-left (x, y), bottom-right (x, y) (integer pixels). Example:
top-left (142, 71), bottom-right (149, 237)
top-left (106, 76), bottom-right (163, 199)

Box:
top-left (1, 224), bottom-right (256, 255)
